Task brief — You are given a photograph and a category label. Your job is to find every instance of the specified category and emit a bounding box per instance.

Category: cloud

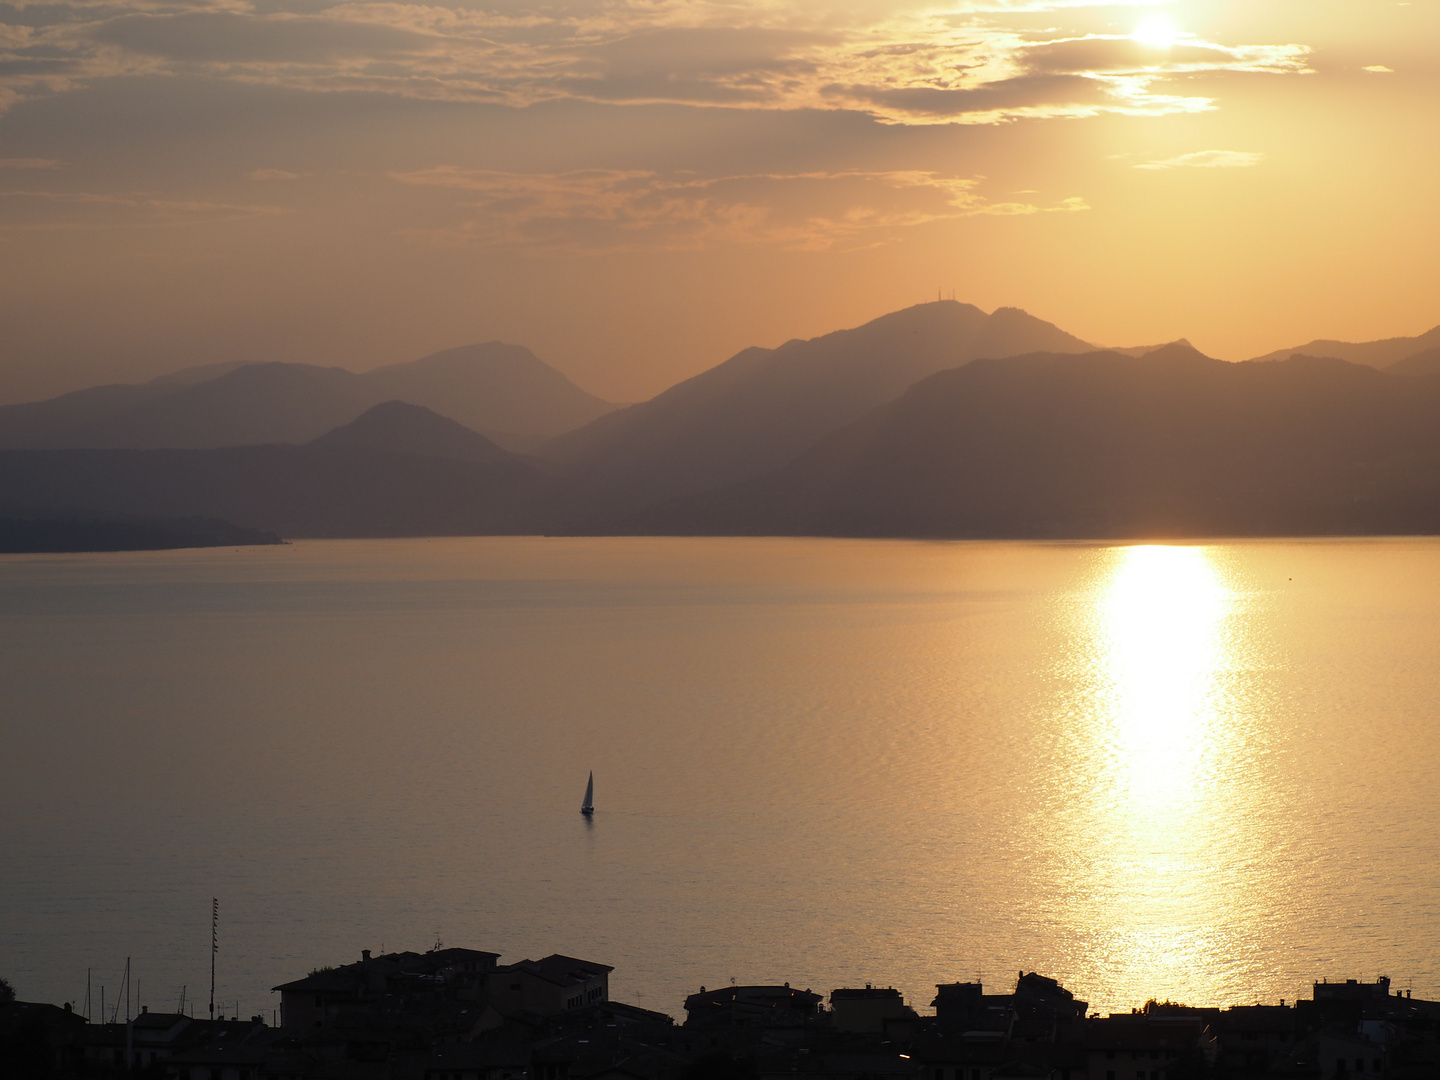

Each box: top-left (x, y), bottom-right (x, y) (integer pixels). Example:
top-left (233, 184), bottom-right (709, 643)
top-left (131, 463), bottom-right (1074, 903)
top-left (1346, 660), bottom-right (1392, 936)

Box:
top-left (0, 0), bottom-right (1316, 125)
top-left (388, 165), bottom-right (1087, 253)
top-left (823, 74), bottom-right (1114, 123)
top-left (89, 12), bottom-right (437, 64)
top-left (0, 157), bottom-right (62, 169)
top-left (1020, 35), bottom-right (1308, 78)
top-left (561, 27), bottom-right (826, 106)
top-left (248, 168), bottom-right (307, 181)
top-left (0, 188), bottom-right (287, 230)
top-left (1362, 65), bottom-right (1394, 73)
top-left (1134, 150), bottom-right (1264, 170)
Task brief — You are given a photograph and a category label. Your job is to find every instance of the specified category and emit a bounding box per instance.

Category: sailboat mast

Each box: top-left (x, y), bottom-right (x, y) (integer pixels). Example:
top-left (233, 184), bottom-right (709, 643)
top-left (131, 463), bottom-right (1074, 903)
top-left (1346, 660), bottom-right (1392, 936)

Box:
top-left (209, 898), bottom-right (218, 1020)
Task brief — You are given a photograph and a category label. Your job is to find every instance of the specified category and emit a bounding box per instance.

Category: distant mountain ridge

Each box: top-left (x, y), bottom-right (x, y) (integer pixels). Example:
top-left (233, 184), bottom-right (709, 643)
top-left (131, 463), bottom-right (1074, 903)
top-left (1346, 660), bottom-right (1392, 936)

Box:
top-left (0, 343), bottom-right (614, 453)
top-left (546, 301), bottom-right (1095, 521)
top-left (1105, 338), bottom-right (1199, 358)
top-left (7, 303), bottom-right (1440, 542)
top-left (629, 343), bottom-right (1440, 539)
top-left (361, 344), bottom-right (614, 448)
top-left (1249, 325), bottom-right (1440, 369)
top-left (1389, 346), bottom-right (1440, 377)
top-left (308, 401), bottom-right (513, 464)
top-left (0, 402), bottom-right (552, 538)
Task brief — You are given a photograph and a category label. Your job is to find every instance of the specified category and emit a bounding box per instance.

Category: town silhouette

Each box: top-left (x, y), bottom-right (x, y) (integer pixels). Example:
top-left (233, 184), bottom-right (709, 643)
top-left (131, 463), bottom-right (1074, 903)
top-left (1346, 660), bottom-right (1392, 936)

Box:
top-left (2, 946), bottom-right (1433, 1080)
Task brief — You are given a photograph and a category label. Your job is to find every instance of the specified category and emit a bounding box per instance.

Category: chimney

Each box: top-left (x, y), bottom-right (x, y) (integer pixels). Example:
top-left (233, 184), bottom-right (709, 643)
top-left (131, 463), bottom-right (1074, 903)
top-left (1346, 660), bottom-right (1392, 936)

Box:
top-left (362, 950), bottom-right (371, 963)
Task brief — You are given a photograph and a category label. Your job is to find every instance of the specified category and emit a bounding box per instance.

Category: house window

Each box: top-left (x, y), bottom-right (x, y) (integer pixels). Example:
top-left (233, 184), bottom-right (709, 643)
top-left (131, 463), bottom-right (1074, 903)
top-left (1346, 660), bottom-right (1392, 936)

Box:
top-left (1356, 1061), bottom-right (1364, 1072)
top-left (1106, 1070), bottom-right (1116, 1080)
top-left (935, 1069), bottom-right (944, 1080)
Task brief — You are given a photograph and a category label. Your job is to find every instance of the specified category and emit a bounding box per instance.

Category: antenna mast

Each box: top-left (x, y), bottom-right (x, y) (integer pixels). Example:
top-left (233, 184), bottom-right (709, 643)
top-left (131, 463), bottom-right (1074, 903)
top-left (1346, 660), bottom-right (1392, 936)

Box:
top-left (118, 958), bottom-right (131, 1023)
top-left (210, 898), bottom-right (218, 1020)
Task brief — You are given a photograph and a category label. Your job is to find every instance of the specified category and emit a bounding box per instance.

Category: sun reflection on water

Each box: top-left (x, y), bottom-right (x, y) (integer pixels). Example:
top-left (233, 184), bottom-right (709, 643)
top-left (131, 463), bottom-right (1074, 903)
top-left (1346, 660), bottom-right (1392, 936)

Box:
top-left (1101, 545), bottom-right (1229, 813)
top-left (1070, 544), bottom-right (1246, 1005)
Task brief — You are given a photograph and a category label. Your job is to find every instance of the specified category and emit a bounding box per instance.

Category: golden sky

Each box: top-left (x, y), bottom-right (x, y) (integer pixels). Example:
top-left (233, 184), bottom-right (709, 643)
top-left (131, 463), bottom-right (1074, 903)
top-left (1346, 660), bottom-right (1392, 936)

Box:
top-left (1, 0), bottom-right (1435, 403)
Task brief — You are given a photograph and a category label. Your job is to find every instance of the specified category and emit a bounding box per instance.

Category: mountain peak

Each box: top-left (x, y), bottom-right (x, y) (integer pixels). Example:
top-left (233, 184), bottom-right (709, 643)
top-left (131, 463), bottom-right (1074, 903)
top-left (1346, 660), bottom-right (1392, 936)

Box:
top-left (308, 400), bottom-right (511, 464)
top-left (1141, 340), bottom-right (1213, 362)
top-left (362, 342), bottom-right (614, 445)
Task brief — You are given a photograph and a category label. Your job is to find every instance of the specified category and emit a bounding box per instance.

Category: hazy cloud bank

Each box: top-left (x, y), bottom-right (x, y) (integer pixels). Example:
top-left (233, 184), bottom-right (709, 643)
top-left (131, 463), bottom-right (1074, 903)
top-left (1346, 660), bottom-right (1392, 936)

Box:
top-left (389, 166), bottom-right (1088, 252)
top-left (0, 0), bottom-right (1312, 123)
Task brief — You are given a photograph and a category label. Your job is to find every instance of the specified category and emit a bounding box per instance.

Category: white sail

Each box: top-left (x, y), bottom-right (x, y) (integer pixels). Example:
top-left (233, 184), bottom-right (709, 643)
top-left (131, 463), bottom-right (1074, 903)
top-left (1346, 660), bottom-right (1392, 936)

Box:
top-left (581, 771), bottom-right (594, 813)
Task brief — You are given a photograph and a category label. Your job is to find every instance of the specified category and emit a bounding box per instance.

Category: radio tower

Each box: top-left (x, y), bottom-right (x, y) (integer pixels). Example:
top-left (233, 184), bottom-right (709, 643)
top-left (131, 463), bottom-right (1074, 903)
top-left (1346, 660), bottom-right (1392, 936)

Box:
top-left (209, 898), bottom-right (218, 1020)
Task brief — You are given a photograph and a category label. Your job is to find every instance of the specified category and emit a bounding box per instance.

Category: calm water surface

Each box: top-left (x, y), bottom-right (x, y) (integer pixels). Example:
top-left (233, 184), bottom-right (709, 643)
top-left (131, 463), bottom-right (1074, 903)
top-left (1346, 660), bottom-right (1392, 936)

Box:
top-left (2, 537), bottom-right (1438, 1020)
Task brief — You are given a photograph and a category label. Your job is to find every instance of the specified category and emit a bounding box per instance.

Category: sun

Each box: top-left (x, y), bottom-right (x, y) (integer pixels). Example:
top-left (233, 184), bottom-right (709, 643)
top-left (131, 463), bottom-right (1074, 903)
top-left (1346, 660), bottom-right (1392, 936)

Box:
top-left (1132, 14), bottom-right (1179, 50)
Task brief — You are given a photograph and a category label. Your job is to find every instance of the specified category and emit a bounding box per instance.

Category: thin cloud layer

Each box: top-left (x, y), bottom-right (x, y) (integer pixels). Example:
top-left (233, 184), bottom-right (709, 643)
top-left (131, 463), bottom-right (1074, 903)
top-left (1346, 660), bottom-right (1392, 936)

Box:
top-left (0, 0), bottom-right (1313, 123)
top-left (390, 166), bottom-right (1088, 252)
top-left (1134, 150), bottom-right (1263, 170)
top-left (0, 188), bottom-right (286, 230)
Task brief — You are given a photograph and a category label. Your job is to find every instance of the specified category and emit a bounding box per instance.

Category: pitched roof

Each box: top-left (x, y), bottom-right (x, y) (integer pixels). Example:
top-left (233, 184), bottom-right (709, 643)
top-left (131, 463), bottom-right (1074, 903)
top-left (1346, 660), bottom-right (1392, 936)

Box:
top-left (273, 946), bottom-right (502, 992)
top-left (502, 955), bottom-right (614, 988)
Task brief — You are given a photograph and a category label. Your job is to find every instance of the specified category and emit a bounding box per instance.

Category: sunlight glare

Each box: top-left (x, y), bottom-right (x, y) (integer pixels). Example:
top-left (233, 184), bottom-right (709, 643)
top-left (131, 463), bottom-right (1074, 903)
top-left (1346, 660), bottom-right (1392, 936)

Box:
top-left (1077, 544), bottom-right (1238, 996)
top-left (1132, 15), bottom-right (1179, 50)
top-left (1100, 545), bottom-right (1228, 812)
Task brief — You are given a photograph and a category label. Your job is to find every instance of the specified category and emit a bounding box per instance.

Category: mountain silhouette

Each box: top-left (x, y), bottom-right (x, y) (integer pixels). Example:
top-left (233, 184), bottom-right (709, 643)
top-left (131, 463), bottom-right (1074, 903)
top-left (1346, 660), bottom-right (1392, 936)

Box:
top-left (10, 305), bottom-right (1440, 541)
top-left (1106, 338), bottom-right (1198, 358)
top-left (1249, 325), bottom-right (1440, 368)
top-left (0, 344), bottom-right (613, 452)
top-left (0, 407), bottom-right (551, 538)
top-left (1388, 346), bottom-right (1440, 377)
top-left (546, 301), bottom-right (1093, 520)
top-left (632, 344), bottom-right (1440, 538)
top-left (308, 401), bottom-right (512, 464)
top-left (71, 363), bottom-right (381, 449)
top-left (361, 343), bottom-right (614, 448)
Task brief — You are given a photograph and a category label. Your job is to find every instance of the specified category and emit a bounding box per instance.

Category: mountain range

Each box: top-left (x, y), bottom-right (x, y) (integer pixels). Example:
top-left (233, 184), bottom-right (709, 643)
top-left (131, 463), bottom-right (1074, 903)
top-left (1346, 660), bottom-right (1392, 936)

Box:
top-left (3, 303), bottom-right (1439, 544)
top-left (1247, 324), bottom-right (1440, 369)
top-left (0, 402), bottom-right (549, 538)
top-left (631, 343), bottom-right (1440, 538)
top-left (0, 342), bottom-right (614, 454)
top-left (545, 302), bottom-right (1094, 522)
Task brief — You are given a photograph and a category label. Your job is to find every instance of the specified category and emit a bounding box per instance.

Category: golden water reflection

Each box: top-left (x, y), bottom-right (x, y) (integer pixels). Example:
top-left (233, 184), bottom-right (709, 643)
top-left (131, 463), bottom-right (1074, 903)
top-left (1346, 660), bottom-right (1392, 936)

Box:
top-left (1101, 545), bottom-right (1229, 814)
top-left (1069, 545), bottom-right (1247, 1005)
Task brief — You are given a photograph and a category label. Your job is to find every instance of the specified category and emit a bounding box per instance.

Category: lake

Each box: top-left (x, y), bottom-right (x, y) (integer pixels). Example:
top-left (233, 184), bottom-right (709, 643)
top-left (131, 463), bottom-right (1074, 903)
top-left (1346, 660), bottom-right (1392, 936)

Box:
top-left (2, 536), bottom-right (1438, 1022)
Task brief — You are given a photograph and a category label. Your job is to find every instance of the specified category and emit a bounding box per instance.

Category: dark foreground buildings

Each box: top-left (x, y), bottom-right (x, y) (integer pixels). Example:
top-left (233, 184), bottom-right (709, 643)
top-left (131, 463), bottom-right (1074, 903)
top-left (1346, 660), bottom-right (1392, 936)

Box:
top-left (4, 952), bottom-right (1439, 1080)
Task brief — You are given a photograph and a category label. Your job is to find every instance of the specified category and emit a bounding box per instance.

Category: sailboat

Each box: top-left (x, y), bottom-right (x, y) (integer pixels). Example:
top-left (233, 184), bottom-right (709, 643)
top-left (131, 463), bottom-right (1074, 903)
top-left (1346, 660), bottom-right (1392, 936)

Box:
top-left (580, 771), bottom-right (595, 817)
